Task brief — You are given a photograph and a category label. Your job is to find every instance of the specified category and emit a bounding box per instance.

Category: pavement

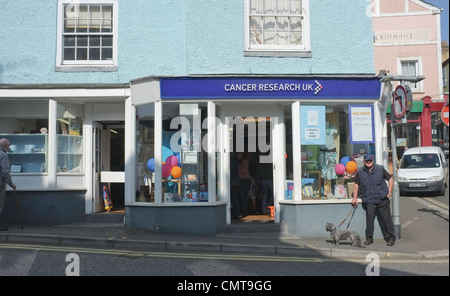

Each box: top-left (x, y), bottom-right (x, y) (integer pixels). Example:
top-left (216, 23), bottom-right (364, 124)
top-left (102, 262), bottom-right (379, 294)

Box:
top-left (1, 192), bottom-right (449, 260)
top-left (0, 213), bottom-right (448, 260)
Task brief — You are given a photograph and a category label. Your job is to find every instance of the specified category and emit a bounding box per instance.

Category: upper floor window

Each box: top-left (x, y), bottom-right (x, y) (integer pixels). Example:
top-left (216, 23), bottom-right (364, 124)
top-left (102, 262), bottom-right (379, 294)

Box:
top-left (56, 0), bottom-right (118, 71)
top-left (245, 0), bottom-right (310, 56)
top-left (398, 57), bottom-right (424, 93)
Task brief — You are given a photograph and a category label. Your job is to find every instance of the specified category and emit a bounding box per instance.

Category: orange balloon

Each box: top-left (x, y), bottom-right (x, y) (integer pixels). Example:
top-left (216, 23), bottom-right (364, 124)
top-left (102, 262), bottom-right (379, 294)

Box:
top-left (346, 161), bottom-right (357, 174)
top-left (171, 166), bottom-right (182, 179)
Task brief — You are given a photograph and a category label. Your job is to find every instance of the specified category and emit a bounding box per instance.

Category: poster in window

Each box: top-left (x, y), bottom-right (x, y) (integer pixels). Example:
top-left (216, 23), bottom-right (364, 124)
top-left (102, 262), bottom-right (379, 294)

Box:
top-left (349, 105), bottom-right (374, 143)
top-left (300, 106), bottom-right (325, 145)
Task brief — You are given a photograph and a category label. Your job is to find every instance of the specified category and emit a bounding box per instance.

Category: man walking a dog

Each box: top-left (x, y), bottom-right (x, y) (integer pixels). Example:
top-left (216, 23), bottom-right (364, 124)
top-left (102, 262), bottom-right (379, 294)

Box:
top-left (0, 138), bottom-right (16, 231)
top-left (351, 154), bottom-right (396, 246)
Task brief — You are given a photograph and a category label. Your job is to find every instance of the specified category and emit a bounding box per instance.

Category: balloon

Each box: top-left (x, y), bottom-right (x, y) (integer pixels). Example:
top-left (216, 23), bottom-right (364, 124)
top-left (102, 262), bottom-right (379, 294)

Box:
top-left (162, 163), bottom-right (171, 178)
top-left (346, 161), bottom-right (358, 174)
top-left (335, 164), bottom-right (346, 175)
top-left (166, 155), bottom-right (178, 168)
top-left (340, 156), bottom-right (351, 166)
top-left (171, 166), bottom-right (182, 179)
top-left (147, 158), bottom-right (155, 172)
top-left (175, 152), bottom-right (181, 164)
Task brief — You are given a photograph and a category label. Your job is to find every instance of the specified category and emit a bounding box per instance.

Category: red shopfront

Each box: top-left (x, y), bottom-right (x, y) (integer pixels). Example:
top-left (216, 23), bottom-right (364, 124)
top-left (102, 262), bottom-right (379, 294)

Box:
top-left (388, 96), bottom-right (447, 149)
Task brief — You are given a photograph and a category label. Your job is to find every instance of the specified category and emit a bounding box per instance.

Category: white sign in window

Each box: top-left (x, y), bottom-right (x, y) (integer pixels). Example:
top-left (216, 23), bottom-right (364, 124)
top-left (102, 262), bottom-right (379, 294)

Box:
top-left (349, 105), bottom-right (374, 144)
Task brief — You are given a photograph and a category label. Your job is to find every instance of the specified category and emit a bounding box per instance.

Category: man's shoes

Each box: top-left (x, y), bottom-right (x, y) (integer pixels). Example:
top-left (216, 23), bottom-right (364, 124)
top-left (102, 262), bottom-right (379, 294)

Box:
top-left (364, 238), bottom-right (373, 245)
top-left (0, 225), bottom-right (8, 231)
top-left (387, 238), bottom-right (396, 246)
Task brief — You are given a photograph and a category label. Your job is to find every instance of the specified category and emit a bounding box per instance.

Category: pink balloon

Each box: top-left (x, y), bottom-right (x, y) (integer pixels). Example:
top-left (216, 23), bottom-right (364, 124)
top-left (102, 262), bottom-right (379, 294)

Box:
top-left (165, 155), bottom-right (178, 168)
top-left (335, 164), bottom-right (346, 175)
top-left (162, 163), bottom-right (171, 178)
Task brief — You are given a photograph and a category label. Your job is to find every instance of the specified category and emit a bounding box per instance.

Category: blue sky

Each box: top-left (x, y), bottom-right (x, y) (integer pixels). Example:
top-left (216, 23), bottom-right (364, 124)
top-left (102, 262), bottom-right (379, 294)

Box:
top-left (425, 0), bottom-right (449, 43)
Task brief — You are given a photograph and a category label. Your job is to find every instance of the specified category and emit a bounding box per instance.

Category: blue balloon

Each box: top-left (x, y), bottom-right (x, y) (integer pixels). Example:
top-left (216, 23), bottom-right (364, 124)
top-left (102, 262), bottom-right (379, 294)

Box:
top-left (147, 158), bottom-right (155, 172)
top-left (340, 156), bottom-right (351, 166)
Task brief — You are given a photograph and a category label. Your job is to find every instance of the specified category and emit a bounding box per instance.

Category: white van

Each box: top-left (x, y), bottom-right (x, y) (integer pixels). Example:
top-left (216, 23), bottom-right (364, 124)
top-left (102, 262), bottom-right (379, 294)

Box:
top-left (398, 146), bottom-right (448, 195)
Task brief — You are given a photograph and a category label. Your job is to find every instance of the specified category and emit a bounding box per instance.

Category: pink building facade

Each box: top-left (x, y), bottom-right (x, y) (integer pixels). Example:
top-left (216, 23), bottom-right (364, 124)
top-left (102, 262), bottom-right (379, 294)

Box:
top-left (372, 0), bottom-right (445, 148)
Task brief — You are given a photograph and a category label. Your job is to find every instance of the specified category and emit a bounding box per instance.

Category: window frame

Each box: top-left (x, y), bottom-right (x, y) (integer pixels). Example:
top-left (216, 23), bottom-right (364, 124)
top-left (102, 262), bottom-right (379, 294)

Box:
top-left (244, 0), bottom-right (311, 57)
top-left (397, 56), bottom-right (424, 93)
top-left (56, 0), bottom-right (118, 71)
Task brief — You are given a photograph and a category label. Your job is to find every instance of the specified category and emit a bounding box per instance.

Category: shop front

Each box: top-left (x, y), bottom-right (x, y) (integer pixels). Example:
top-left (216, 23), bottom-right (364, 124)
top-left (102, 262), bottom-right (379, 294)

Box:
top-left (387, 98), bottom-right (448, 156)
top-left (0, 87), bottom-right (128, 225)
top-left (126, 76), bottom-right (385, 237)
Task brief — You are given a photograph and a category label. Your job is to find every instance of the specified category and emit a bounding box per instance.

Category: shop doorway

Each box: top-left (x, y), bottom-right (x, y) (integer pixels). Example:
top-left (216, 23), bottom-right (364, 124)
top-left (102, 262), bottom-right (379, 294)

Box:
top-left (92, 121), bottom-right (125, 212)
top-left (229, 117), bottom-right (274, 222)
top-left (219, 102), bottom-right (283, 225)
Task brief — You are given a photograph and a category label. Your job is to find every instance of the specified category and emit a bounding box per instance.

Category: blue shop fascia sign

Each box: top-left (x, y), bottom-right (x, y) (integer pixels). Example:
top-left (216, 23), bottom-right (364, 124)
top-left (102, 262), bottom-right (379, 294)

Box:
top-left (160, 77), bottom-right (381, 100)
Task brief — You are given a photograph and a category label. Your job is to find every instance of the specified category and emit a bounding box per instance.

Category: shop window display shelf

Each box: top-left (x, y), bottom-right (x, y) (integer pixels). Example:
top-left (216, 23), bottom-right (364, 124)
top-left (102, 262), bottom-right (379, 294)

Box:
top-left (2, 133), bottom-right (47, 173)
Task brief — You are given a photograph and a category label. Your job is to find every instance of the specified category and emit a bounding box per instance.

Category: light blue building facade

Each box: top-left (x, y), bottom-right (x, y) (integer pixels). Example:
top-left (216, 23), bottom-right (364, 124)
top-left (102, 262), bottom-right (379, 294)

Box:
top-left (1, 0), bottom-right (387, 238)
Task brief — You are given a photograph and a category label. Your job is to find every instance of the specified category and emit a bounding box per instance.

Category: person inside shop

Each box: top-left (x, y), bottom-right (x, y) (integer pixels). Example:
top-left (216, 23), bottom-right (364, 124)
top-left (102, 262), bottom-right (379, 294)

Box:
top-left (237, 152), bottom-right (251, 219)
top-left (247, 152), bottom-right (260, 214)
top-left (259, 152), bottom-right (273, 215)
top-left (351, 154), bottom-right (396, 246)
top-left (0, 138), bottom-right (17, 231)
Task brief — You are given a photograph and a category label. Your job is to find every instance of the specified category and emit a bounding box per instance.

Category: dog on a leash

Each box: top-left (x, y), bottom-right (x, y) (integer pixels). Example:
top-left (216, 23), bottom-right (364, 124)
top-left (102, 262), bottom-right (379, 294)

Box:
top-left (325, 223), bottom-right (365, 248)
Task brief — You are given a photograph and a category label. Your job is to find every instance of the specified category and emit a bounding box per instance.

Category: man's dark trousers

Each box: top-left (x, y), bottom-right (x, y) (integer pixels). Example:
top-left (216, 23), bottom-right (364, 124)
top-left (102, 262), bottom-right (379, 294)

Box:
top-left (363, 197), bottom-right (396, 240)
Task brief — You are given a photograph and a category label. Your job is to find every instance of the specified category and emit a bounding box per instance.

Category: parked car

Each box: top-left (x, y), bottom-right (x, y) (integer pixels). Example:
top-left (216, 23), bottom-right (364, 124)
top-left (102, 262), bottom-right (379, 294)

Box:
top-left (398, 146), bottom-right (448, 195)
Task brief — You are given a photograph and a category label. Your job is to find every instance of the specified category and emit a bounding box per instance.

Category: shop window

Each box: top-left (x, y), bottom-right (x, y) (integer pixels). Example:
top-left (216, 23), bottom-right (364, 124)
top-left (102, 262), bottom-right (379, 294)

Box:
top-left (56, 0), bottom-right (118, 70)
top-left (387, 114), bottom-right (420, 153)
top-left (245, 0), bottom-right (311, 56)
top-left (161, 103), bottom-right (208, 203)
top-left (0, 102), bottom-right (49, 173)
top-left (136, 103), bottom-right (155, 203)
top-left (296, 104), bottom-right (375, 201)
top-left (57, 103), bottom-right (84, 174)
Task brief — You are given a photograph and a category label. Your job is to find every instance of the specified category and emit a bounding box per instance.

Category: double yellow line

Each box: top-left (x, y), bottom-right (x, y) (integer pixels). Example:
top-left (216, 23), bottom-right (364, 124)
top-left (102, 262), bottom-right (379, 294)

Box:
top-left (424, 198), bottom-right (449, 211)
top-left (0, 243), bottom-right (322, 263)
top-left (1, 243), bottom-right (447, 265)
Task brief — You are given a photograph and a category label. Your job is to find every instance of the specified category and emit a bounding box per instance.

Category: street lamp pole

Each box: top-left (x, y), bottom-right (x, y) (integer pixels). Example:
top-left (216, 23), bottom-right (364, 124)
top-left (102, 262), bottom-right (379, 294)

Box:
top-left (380, 75), bottom-right (425, 240)
top-left (390, 107), bottom-right (401, 239)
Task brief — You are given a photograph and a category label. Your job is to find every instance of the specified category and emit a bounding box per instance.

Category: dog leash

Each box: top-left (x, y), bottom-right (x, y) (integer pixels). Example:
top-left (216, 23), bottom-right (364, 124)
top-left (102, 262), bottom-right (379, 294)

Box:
top-left (337, 205), bottom-right (356, 229)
